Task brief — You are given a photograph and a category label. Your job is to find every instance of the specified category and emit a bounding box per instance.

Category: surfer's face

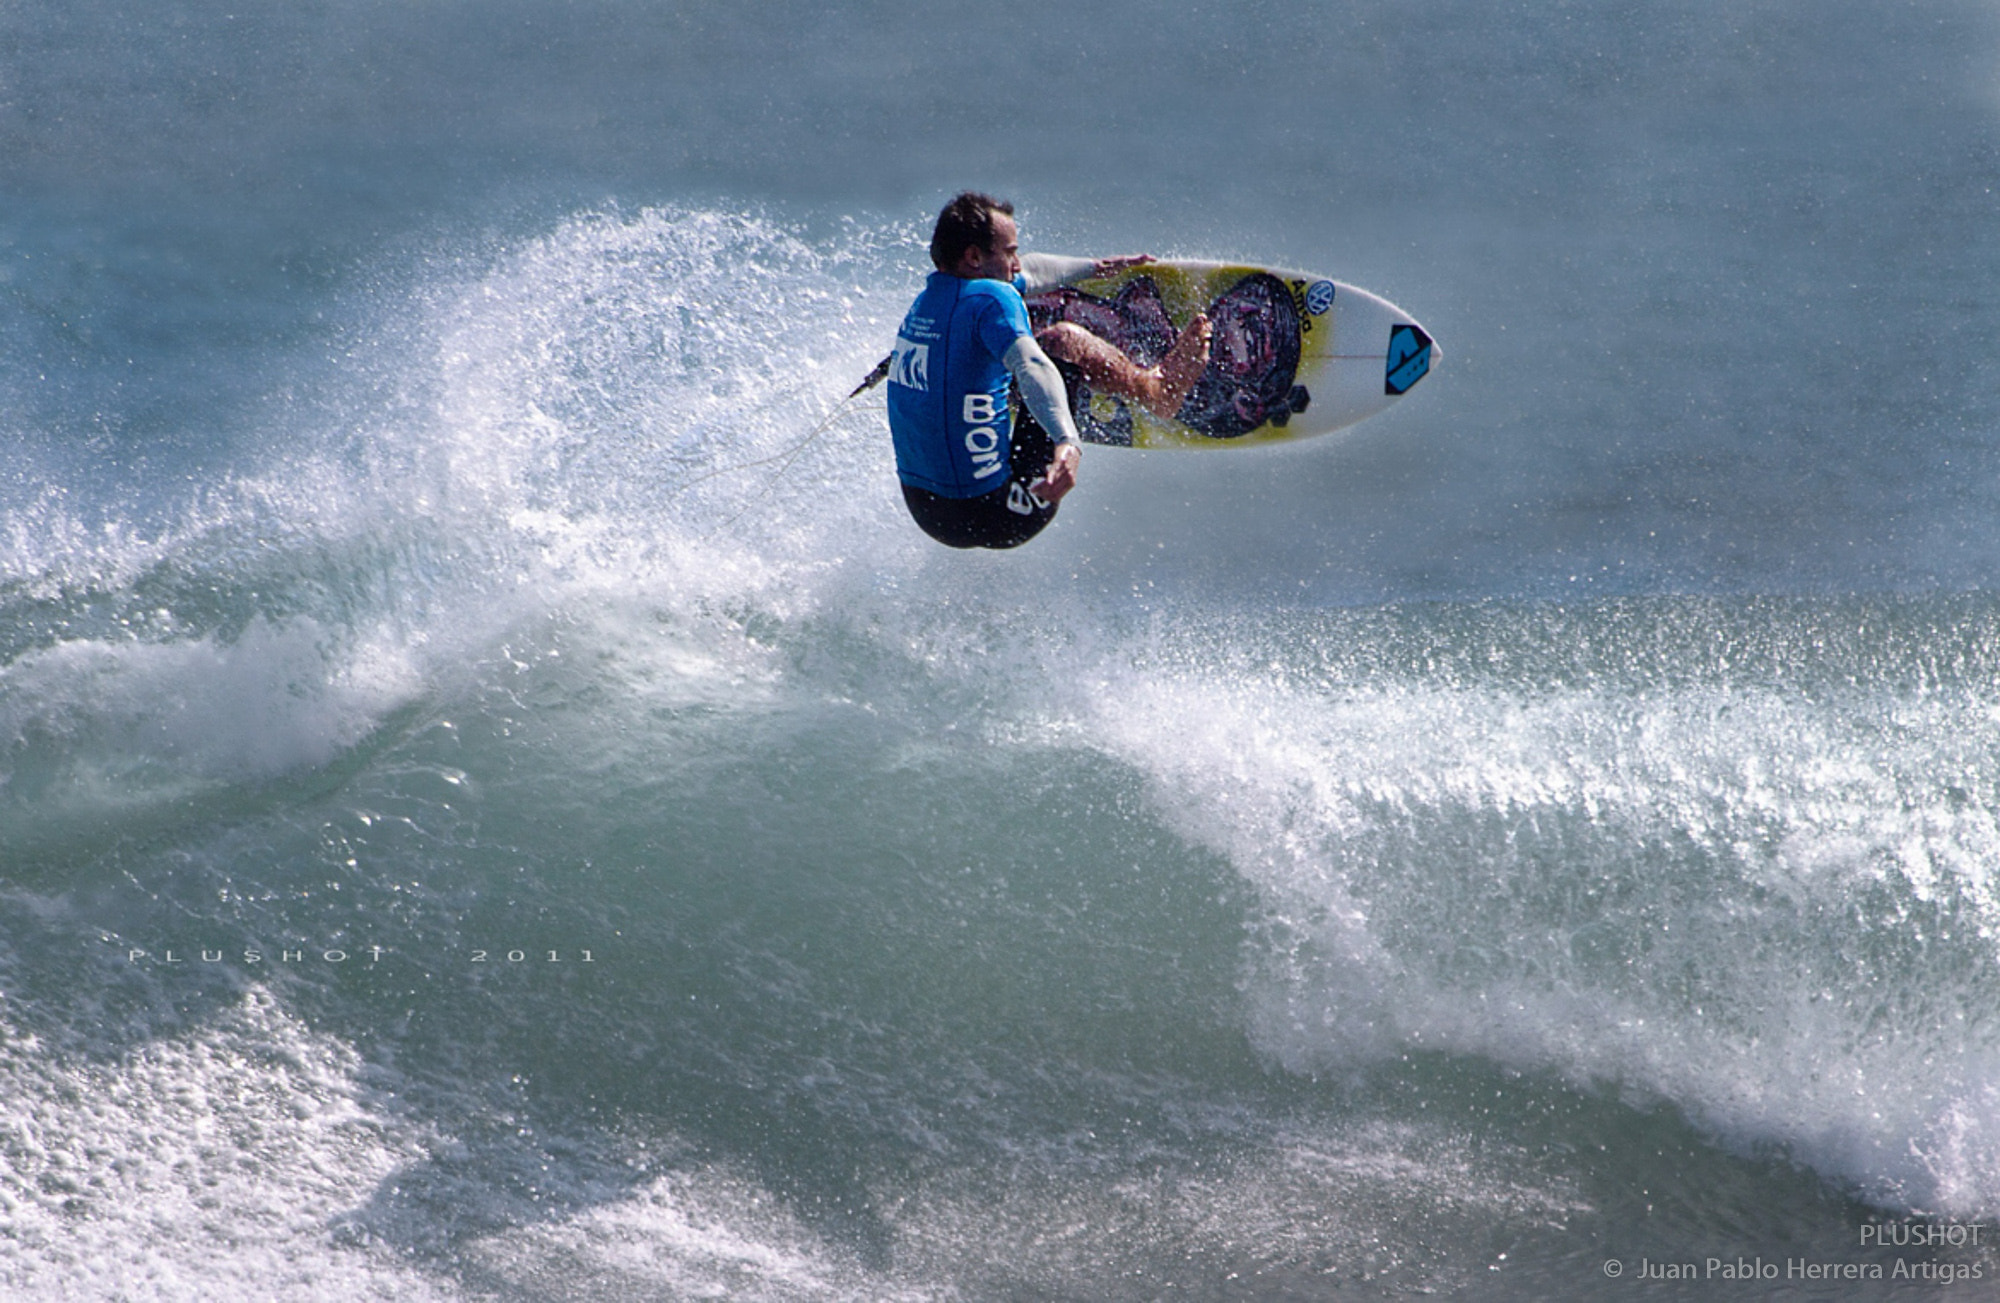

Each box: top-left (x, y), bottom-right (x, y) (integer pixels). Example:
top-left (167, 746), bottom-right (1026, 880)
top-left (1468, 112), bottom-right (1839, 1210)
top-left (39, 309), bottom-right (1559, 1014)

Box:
top-left (957, 212), bottom-right (1020, 282)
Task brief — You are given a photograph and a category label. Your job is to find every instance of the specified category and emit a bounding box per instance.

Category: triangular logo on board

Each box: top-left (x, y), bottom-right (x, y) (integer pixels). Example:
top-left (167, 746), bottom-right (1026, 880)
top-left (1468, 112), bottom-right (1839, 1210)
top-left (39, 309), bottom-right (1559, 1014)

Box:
top-left (1385, 324), bottom-right (1433, 396)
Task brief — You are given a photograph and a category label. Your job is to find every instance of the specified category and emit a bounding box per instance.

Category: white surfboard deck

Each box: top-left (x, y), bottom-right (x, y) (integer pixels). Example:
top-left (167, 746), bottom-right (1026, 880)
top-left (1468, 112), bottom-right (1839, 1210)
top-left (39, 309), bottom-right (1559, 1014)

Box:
top-left (1025, 259), bottom-right (1436, 448)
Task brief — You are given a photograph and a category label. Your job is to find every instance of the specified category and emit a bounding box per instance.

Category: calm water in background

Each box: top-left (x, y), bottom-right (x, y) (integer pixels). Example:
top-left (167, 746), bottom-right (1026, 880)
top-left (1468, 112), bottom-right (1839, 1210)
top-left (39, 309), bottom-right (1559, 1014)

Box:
top-left (5, 2), bottom-right (2000, 1297)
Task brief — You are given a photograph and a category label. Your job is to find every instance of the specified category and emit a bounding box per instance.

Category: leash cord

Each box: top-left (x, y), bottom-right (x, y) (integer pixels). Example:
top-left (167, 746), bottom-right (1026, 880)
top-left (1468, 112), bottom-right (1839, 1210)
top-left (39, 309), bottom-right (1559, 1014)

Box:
top-left (689, 354), bottom-right (891, 536)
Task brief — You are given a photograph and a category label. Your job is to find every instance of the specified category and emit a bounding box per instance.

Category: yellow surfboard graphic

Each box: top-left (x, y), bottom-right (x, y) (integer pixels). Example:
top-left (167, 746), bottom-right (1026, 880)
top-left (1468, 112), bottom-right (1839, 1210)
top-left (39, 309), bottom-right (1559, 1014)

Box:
top-left (1026, 260), bottom-right (1436, 449)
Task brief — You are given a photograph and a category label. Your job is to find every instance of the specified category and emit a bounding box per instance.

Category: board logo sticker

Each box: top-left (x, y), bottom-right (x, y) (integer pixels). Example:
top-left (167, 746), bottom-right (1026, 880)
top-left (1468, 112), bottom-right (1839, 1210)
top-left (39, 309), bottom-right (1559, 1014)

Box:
top-left (1287, 280), bottom-right (1313, 335)
top-left (1304, 280), bottom-right (1336, 315)
top-left (1384, 323), bottom-right (1433, 395)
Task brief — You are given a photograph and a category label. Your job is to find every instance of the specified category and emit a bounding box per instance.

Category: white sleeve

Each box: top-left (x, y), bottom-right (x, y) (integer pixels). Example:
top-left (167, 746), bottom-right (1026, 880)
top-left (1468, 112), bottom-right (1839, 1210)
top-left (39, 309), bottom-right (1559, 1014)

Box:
top-left (1017, 252), bottom-right (1096, 294)
top-left (1002, 336), bottom-right (1083, 448)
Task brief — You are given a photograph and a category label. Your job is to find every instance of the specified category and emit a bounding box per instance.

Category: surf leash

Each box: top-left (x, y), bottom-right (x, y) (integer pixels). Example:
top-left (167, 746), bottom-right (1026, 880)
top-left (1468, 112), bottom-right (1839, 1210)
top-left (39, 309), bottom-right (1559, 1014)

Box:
top-left (848, 353), bottom-right (891, 397)
top-left (684, 355), bottom-right (892, 537)
top-left (676, 357), bottom-right (888, 495)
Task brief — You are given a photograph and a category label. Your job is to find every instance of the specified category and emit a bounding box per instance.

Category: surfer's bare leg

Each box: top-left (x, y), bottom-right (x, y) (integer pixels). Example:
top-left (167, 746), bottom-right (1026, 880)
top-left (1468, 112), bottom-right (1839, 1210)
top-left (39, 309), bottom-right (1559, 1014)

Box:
top-left (1037, 315), bottom-right (1213, 420)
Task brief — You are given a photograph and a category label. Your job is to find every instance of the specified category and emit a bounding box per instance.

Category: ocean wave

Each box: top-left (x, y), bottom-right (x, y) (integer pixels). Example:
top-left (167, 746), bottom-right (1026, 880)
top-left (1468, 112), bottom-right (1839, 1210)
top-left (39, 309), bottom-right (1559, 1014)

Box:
top-left (1082, 599), bottom-right (2000, 1213)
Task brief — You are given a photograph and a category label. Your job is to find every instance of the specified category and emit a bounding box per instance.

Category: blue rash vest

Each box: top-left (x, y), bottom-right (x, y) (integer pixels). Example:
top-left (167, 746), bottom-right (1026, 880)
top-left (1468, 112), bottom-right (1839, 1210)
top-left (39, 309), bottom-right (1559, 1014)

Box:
top-left (886, 271), bottom-right (1034, 498)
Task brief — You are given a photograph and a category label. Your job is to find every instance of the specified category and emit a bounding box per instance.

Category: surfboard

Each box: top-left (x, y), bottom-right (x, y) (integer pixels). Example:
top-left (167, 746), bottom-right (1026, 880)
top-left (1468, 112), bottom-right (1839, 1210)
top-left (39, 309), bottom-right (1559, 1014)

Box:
top-left (1024, 259), bottom-right (1436, 449)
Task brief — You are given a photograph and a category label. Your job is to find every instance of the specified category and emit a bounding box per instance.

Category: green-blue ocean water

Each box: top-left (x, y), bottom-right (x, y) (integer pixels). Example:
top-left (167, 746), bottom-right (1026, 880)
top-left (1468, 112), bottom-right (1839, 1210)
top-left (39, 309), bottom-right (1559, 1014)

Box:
top-left (5, 3), bottom-right (2000, 1297)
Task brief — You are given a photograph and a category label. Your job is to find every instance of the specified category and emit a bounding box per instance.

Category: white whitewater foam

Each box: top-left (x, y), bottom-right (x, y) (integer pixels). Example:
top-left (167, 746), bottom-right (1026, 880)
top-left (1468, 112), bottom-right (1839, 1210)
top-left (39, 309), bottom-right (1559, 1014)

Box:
top-left (0, 206), bottom-right (930, 812)
top-left (1085, 658), bottom-right (2000, 1214)
top-left (0, 989), bottom-right (454, 1301)
top-left (0, 616), bottom-right (421, 795)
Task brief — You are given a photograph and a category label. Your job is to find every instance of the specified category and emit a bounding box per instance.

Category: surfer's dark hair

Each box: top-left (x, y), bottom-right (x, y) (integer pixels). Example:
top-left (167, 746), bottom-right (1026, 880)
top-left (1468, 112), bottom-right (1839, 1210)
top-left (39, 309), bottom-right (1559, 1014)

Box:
top-left (930, 192), bottom-right (1015, 272)
top-left (1177, 272), bottom-right (1309, 439)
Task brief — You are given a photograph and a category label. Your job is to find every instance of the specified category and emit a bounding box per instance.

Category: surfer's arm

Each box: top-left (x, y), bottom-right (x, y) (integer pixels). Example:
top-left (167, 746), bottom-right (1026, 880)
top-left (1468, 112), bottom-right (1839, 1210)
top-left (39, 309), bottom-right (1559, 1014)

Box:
top-left (1017, 253), bottom-right (1093, 293)
top-left (1003, 334), bottom-right (1083, 504)
top-left (1017, 253), bottom-right (1156, 294)
top-left (1002, 336), bottom-right (1083, 448)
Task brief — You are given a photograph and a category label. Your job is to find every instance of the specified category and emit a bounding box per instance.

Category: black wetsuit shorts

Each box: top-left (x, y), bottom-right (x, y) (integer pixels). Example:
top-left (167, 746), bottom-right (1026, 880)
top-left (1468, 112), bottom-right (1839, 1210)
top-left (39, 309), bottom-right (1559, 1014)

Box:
top-left (899, 407), bottom-right (1062, 550)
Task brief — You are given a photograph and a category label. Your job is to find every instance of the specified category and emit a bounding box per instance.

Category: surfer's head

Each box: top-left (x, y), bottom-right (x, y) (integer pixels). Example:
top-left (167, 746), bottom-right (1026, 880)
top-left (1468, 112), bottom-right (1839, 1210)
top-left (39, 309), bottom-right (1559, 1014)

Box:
top-left (1177, 272), bottom-right (1308, 438)
top-left (931, 192), bottom-right (1018, 278)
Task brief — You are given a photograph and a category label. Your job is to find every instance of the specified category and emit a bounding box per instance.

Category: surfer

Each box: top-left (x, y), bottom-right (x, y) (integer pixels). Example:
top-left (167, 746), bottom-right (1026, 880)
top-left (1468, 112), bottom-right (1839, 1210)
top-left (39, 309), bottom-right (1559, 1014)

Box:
top-left (884, 192), bottom-right (1212, 549)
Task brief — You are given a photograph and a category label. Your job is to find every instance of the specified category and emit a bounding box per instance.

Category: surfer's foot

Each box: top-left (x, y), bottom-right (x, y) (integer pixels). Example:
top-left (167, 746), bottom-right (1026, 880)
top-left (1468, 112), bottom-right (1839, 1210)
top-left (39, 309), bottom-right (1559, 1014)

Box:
top-left (1138, 314), bottom-right (1211, 419)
